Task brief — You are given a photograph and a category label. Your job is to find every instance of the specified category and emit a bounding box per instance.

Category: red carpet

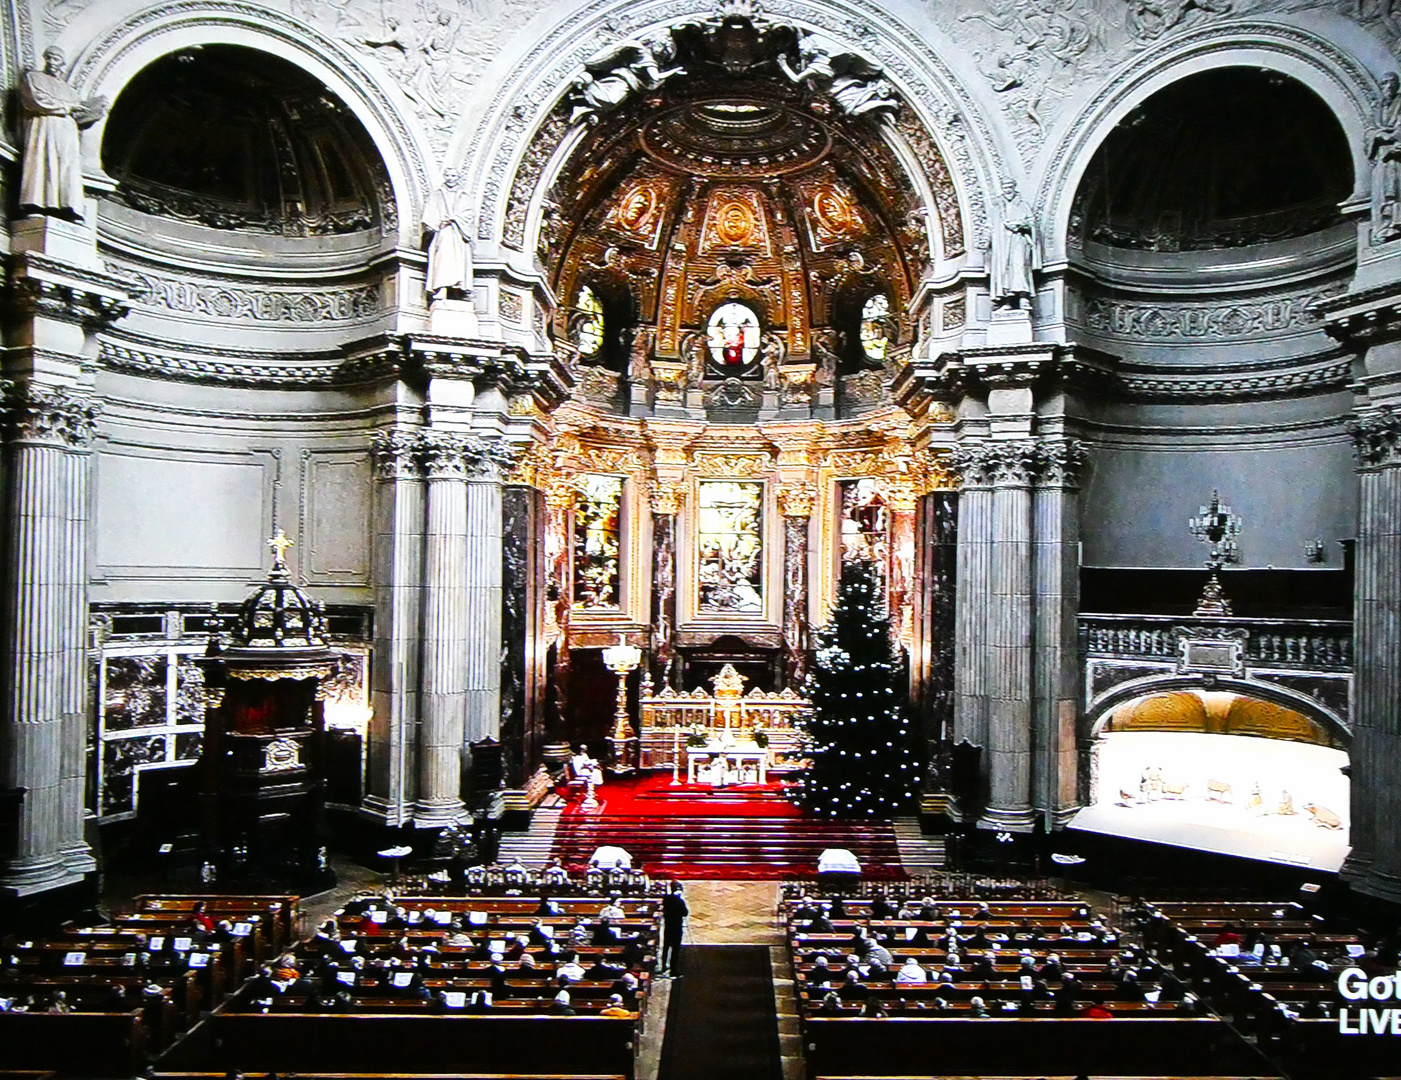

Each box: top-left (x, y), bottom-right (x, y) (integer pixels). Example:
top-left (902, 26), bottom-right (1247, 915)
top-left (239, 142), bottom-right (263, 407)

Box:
top-left (550, 772), bottom-right (908, 880)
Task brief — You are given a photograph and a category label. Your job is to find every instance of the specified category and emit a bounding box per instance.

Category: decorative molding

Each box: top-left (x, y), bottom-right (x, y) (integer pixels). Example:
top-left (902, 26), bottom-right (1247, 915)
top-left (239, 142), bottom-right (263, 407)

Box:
top-left (370, 429), bottom-right (518, 482)
top-left (777, 481), bottom-right (817, 518)
top-left (5, 383), bottom-right (100, 447)
top-left (101, 339), bottom-right (402, 389)
top-left (122, 266), bottom-right (380, 324)
top-left (1115, 357), bottom-right (1354, 401)
top-left (949, 437), bottom-right (1087, 488)
top-left (1079, 285), bottom-right (1347, 343)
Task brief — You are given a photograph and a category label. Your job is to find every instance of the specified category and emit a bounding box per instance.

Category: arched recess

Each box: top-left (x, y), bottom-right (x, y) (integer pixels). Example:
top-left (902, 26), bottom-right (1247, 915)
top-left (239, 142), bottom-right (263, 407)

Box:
top-left (1037, 21), bottom-right (1378, 266)
top-left (1085, 673), bottom-right (1351, 749)
top-left (64, 1), bottom-right (432, 248)
top-left (449, 0), bottom-right (1019, 269)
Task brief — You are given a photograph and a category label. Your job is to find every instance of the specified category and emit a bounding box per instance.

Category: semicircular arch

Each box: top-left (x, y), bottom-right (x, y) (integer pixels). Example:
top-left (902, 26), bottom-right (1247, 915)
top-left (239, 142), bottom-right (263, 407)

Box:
top-left (66, 1), bottom-right (433, 248)
top-left (1037, 21), bottom-right (1377, 266)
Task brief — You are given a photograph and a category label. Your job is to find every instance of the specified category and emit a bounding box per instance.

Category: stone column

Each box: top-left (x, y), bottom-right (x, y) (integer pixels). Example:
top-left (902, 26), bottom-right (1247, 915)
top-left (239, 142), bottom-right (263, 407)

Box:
top-left (1032, 440), bottom-right (1087, 829)
top-left (647, 481), bottom-right (682, 689)
top-left (887, 481), bottom-right (919, 666)
top-left (982, 442), bottom-right (1037, 831)
top-left (778, 483), bottom-right (817, 690)
top-left (1344, 408), bottom-right (1401, 899)
top-left (414, 433), bottom-right (471, 827)
top-left (364, 431), bottom-right (425, 825)
top-left (950, 446), bottom-right (993, 752)
top-left (0, 385), bottom-right (99, 894)
top-left (463, 448), bottom-right (507, 745)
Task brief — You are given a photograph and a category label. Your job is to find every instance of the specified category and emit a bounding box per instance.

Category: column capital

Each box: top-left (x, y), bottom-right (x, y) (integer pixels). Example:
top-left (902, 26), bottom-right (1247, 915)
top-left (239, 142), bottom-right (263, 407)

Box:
top-left (949, 439), bottom-right (1039, 488)
top-left (1351, 406), bottom-right (1401, 469)
top-left (370, 429), bottom-right (425, 481)
top-left (647, 478), bottom-right (684, 516)
top-left (6, 383), bottom-right (99, 447)
top-left (777, 481), bottom-right (817, 518)
top-left (1035, 438), bottom-right (1089, 490)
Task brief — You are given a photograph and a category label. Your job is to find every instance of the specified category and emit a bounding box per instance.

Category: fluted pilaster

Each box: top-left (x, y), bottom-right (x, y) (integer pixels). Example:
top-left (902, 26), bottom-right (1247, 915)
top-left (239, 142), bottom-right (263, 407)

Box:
top-left (0, 385), bottom-right (99, 894)
top-left (1344, 409), bottom-right (1401, 899)
top-left (951, 447), bottom-right (993, 752)
top-left (464, 461), bottom-right (505, 746)
top-left (778, 482), bottom-right (816, 690)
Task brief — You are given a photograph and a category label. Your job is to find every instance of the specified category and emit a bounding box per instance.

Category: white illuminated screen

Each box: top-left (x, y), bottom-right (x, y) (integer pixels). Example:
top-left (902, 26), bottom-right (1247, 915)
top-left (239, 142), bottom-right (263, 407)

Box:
top-left (1068, 731), bottom-right (1350, 871)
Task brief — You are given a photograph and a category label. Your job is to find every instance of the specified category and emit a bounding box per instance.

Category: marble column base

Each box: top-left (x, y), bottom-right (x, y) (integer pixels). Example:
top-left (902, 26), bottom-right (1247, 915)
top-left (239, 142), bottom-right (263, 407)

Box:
top-left (412, 798), bottom-right (464, 829)
top-left (0, 852), bottom-right (87, 897)
top-left (976, 805), bottom-right (1037, 832)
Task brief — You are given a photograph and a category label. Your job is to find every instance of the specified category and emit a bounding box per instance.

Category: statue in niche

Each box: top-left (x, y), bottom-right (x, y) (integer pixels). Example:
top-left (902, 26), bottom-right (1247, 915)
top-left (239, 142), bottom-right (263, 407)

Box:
top-left (989, 179), bottom-right (1037, 309)
top-left (628, 326), bottom-right (655, 384)
top-left (760, 331), bottom-right (785, 391)
top-left (18, 46), bottom-right (108, 220)
top-left (777, 32), bottom-right (899, 119)
top-left (570, 33), bottom-right (683, 124)
top-left (422, 168), bottom-right (473, 300)
top-left (682, 330), bottom-right (708, 387)
top-left (1369, 72), bottom-right (1401, 244)
top-left (813, 328), bottom-right (842, 388)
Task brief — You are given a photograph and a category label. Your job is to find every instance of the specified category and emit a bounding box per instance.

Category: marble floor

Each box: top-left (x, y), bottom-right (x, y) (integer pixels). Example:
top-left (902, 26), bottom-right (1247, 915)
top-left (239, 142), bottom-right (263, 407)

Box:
top-left (680, 879), bottom-right (783, 946)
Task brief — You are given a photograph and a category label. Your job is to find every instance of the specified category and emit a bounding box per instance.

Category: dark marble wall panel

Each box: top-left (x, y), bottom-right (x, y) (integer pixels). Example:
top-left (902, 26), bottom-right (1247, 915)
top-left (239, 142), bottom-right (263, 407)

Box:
top-left (501, 486), bottom-right (546, 785)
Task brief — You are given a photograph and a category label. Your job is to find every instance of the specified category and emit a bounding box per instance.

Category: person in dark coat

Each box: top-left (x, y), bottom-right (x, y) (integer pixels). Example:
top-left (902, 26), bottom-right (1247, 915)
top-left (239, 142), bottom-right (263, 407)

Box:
top-left (661, 882), bottom-right (688, 976)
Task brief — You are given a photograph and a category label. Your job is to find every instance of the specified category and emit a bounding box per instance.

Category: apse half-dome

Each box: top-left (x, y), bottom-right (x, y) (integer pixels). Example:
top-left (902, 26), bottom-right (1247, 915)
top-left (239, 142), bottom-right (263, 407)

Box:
top-left (1073, 68), bottom-right (1352, 253)
top-left (101, 45), bottom-right (392, 236)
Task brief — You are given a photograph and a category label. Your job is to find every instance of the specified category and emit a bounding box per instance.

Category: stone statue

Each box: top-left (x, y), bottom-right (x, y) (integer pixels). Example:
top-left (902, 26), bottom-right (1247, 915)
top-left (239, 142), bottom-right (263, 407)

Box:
top-left (682, 331), bottom-right (708, 387)
top-left (628, 326), bottom-right (655, 383)
top-left (422, 168), bottom-right (473, 300)
top-left (1369, 72), bottom-right (1401, 244)
top-left (778, 32), bottom-right (898, 119)
top-left (760, 331), bottom-right (785, 390)
top-left (990, 179), bottom-right (1036, 309)
top-left (18, 46), bottom-right (108, 220)
top-left (570, 33), bottom-right (683, 124)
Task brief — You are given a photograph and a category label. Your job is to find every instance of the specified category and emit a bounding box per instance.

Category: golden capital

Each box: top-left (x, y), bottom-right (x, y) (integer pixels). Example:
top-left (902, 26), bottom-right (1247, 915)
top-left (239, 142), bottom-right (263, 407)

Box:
top-left (647, 479), bottom-right (684, 516)
top-left (777, 482), bottom-right (817, 518)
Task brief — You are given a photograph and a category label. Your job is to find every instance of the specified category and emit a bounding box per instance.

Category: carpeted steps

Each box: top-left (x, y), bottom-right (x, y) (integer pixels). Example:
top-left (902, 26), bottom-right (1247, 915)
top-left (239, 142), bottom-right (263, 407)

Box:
top-left (551, 811), bottom-right (908, 879)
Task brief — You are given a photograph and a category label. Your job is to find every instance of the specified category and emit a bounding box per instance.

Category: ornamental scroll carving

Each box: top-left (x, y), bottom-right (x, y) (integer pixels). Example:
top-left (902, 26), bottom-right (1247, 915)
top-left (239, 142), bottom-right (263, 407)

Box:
top-left (6, 383), bottom-right (100, 447)
top-left (777, 482), bottom-right (817, 518)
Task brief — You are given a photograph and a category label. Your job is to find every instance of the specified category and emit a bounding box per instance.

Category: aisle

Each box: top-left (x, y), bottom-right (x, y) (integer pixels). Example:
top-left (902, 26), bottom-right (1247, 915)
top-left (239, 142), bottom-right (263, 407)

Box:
top-left (657, 946), bottom-right (782, 1080)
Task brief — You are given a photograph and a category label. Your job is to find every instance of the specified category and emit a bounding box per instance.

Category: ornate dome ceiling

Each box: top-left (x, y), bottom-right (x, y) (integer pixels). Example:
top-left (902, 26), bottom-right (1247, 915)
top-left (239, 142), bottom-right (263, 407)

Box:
top-left (1072, 68), bottom-right (1352, 253)
top-left (101, 45), bottom-right (392, 236)
top-left (545, 76), bottom-right (931, 377)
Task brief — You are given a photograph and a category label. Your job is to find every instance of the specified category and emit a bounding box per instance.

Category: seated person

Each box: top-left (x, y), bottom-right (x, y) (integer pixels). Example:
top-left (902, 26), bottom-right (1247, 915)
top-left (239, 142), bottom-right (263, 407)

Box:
top-left (817, 990), bottom-right (844, 1015)
top-left (599, 894), bottom-right (627, 921)
top-left (895, 957), bottom-right (928, 984)
top-left (555, 953), bottom-right (587, 983)
top-left (571, 746), bottom-right (603, 785)
top-left (968, 995), bottom-right (988, 1017)
top-left (592, 916), bottom-right (621, 945)
top-left (1038, 953), bottom-right (1063, 981)
top-left (601, 992), bottom-right (635, 1018)
top-left (793, 895), bottom-right (822, 922)
top-left (829, 895), bottom-right (848, 919)
top-left (586, 954), bottom-right (623, 981)
top-left (860, 995), bottom-right (889, 1017)
top-left (838, 969), bottom-right (868, 1002)
top-left (550, 988), bottom-right (575, 1015)
top-left (807, 910), bottom-right (835, 935)
top-left (970, 954), bottom-right (996, 983)
top-left (869, 894), bottom-right (896, 920)
top-left (806, 954), bottom-right (835, 988)
top-left (613, 970), bottom-right (641, 1005)
top-left (1053, 972), bottom-right (1080, 1014)
top-left (535, 895), bottom-right (563, 916)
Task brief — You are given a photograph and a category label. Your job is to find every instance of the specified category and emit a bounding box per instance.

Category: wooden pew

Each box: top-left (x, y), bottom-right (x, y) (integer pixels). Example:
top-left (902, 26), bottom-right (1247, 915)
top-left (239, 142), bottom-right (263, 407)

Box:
top-left (0, 1009), bottom-right (148, 1078)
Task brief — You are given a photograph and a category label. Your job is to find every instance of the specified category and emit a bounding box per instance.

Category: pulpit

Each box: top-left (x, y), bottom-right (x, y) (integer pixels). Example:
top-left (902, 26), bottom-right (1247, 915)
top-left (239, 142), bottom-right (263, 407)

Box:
top-left (198, 532), bottom-right (338, 888)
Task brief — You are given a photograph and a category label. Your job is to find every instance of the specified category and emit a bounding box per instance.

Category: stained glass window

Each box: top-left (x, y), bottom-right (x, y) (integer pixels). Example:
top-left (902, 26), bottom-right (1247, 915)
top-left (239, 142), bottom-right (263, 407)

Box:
top-left (572, 474), bottom-right (623, 608)
top-left (840, 477), bottom-right (889, 598)
top-left (575, 285), bottom-right (605, 357)
top-left (697, 480), bottom-right (764, 614)
top-left (860, 293), bottom-right (891, 361)
top-left (707, 301), bottom-right (761, 368)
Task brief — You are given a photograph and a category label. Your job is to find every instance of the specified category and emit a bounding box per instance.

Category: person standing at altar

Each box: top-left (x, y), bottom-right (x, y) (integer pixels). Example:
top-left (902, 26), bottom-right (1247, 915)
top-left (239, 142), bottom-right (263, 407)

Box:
top-left (661, 881), bottom-right (688, 976)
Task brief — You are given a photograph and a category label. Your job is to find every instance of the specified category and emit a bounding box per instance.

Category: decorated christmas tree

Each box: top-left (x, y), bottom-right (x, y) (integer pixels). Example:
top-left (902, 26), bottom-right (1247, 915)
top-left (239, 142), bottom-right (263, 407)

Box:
top-left (796, 557), bottom-right (921, 818)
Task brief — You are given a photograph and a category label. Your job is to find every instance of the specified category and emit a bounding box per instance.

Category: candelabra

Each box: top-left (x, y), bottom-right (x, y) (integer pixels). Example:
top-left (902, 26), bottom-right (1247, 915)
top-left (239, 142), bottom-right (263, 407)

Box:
top-left (1189, 490), bottom-right (1241, 615)
top-left (602, 636), bottom-right (642, 774)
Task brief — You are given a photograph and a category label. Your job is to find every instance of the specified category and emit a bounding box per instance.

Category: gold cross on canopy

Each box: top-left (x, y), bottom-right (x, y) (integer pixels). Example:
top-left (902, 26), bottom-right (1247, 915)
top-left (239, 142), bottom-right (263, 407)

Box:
top-left (267, 529), bottom-right (293, 570)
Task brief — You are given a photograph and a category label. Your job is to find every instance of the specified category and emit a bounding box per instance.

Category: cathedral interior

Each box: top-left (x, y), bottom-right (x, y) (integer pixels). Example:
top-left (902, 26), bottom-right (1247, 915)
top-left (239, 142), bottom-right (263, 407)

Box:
top-left (0, 1), bottom-right (1400, 1078)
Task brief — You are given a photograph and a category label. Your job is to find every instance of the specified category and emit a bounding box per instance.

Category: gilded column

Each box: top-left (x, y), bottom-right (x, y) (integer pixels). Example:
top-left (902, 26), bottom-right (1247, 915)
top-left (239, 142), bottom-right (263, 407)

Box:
top-left (778, 483), bottom-right (816, 690)
top-left (415, 433), bottom-right (471, 827)
top-left (647, 480), bottom-right (682, 688)
top-left (982, 441), bottom-right (1037, 832)
top-left (1344, 408), bottom-right (1401, 899)
top-left (364, 431), bottom-right (425, 825)
top-left (543, 476), bottom-right (573, 747)
top-left (886, 479), bottom-right (919, 665)
top-left (1032, 440), bottom-right (1087, 829)
top-left (0, 385), bottom-right (99, 894)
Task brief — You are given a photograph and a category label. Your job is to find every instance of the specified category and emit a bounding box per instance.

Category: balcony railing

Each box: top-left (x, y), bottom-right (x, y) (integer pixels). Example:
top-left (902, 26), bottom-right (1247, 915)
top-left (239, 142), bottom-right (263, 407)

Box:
top-left (1078, 613), bottom-right (1352, 673)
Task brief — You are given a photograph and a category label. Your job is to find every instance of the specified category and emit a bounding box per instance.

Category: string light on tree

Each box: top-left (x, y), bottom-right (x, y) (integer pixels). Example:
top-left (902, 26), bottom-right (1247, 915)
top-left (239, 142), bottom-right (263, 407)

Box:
top-left (794, 557), bottom-right (921, 818)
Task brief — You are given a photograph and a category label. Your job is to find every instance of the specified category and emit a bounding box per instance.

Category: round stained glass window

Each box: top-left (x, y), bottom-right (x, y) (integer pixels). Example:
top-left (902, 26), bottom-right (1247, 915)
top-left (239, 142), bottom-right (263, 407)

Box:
top-left (575, 285), bottom-right (604, 357)
top-left (707, 301), bottom-right (761, 368)
top-left (860, 294), bottom-right (891, 362)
